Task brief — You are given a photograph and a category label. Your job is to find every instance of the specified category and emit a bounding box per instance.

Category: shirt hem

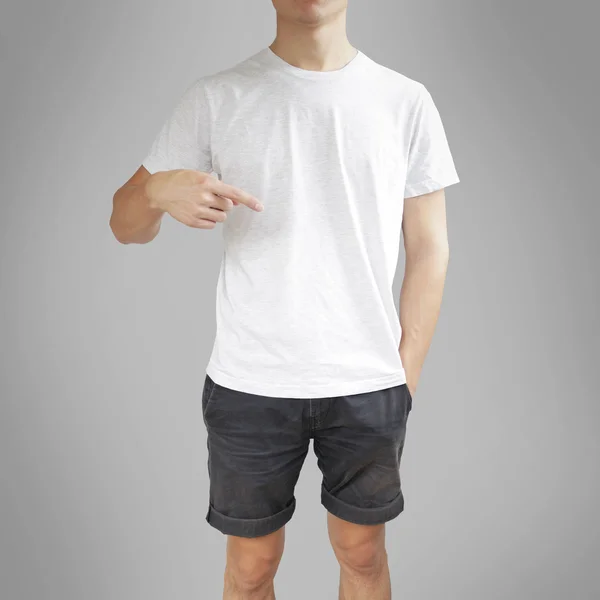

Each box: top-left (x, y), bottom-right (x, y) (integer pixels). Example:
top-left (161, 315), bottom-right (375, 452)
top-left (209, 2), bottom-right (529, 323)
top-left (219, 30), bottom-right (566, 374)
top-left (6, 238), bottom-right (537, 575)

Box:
top-left (205, 363), bottom-right (407, 398)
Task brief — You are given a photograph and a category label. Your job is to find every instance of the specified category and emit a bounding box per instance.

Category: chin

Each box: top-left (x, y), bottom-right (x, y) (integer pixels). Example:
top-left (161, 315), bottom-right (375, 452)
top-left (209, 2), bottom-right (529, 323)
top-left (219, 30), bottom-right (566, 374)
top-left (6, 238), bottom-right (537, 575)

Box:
top-left (293, 0), bottom-right (329, 22)
top-left (273, 0), bottom-right (343, 24)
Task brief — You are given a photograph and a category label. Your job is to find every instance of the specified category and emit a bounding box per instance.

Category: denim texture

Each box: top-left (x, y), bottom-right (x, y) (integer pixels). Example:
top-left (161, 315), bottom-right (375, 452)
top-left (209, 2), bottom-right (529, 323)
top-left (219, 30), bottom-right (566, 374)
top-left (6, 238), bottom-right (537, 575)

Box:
top-left (202, 374), bottom-right (412, 538)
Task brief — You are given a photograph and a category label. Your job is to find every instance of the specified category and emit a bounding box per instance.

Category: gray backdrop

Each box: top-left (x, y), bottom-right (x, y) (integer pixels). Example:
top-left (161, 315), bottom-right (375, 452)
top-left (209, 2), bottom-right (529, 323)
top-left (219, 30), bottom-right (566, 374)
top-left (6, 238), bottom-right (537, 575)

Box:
top-left (1, 1), bottom-right (599, 598)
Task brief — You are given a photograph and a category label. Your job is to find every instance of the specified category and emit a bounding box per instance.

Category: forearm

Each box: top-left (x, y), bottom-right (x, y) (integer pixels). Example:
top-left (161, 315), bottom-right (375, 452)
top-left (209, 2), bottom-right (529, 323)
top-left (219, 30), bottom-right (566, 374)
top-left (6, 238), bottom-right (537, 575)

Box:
top-left (110, 177), bottom-right (165, 244)
top-left (399, 243), bottom-right (449, 385)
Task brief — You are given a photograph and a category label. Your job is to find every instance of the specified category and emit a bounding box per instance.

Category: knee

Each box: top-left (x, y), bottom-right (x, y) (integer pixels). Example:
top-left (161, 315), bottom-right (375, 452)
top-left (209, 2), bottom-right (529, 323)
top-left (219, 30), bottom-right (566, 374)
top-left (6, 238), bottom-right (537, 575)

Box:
top-left (332, 532), bottom-right (386, 577)
top-left (226, 534), bottom-right (283, 592)
top-left (228, 551), bottom-right (281, 592)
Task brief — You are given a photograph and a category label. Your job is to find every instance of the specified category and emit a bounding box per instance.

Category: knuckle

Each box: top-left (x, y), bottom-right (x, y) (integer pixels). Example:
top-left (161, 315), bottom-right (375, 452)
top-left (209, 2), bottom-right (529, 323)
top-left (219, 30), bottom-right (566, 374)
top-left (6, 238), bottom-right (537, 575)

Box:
top-left (199, 191), bottom-right (213, 204)
top-left (195, 170), bottom-right (212, 185)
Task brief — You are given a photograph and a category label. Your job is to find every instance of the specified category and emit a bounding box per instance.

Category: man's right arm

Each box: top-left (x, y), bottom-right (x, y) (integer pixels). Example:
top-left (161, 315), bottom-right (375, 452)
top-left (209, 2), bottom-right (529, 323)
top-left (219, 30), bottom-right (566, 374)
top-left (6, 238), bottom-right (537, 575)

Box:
top-left (109, 165), bottom-right (263, 245)
top-left (110, 165), bottom-right (166, 244)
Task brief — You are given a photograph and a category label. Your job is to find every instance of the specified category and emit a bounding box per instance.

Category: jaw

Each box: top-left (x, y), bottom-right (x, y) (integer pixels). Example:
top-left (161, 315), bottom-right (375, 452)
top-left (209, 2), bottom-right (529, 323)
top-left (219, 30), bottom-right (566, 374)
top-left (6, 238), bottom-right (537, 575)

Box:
top-left (293, 4), bottom-right (326, 25)
top-left (282, 0), bottom-right (343, 26)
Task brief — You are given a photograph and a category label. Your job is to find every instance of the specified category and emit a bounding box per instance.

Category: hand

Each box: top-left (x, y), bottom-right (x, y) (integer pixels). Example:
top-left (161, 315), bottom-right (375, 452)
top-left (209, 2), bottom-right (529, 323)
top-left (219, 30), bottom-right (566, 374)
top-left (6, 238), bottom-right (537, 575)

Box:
top-left (144, 169), bottom-right (263, 229)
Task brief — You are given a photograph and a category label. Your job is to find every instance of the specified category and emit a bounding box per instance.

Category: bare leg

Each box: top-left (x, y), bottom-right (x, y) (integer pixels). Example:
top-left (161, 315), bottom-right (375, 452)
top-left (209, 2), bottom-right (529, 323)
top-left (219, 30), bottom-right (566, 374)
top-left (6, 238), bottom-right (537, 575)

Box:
top-left (222, 527), bottom-right (285, 600)
top-left (327, 513), bottom-right (391, 600)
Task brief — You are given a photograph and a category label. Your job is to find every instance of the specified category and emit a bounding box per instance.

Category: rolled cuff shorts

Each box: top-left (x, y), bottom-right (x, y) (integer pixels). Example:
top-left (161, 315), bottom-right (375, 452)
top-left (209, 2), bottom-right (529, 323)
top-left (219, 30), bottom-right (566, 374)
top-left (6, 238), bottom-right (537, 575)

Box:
top-left (202, 374), bottom-right (413, 538)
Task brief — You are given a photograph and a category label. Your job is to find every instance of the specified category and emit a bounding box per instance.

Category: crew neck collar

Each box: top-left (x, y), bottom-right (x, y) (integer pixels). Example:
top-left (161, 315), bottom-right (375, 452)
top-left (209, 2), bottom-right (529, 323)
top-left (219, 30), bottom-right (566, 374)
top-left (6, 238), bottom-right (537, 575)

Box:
top-left (255, 45), bottom-right (367, 80)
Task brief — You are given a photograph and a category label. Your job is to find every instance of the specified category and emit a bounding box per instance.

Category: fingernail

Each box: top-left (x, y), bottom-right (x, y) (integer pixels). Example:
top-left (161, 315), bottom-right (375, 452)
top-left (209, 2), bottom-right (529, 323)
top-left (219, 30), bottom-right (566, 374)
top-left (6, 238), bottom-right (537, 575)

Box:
top-left (255, 202), bottom-right (264, 212)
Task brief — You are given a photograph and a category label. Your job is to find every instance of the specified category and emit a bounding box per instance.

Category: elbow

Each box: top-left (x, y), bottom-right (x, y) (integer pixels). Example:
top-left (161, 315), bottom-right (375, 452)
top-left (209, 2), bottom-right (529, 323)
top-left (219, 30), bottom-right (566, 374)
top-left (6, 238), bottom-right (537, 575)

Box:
top-left (109, 214), bottom-right (131, 244)
top-left (109, 193), bottom-right (130, 244)
top-left (109, 215), bottom-right (159, 245)
top-left (439, 241), bottom-right (450, 265)
top-left (109, 183), bottom-right (162, 245)
top-left (436, 242), bottom-right (450, 269)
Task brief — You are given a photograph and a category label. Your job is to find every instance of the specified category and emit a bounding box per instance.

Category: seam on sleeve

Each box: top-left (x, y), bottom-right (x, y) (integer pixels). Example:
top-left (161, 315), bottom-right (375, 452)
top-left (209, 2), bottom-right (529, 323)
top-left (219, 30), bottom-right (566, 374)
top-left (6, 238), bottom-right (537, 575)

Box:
top-left (404, 83), bottom-right (427, 176)
top-left (406, 84), bottom-right (427, 149)
top-left (199, 78), bottom-right (214, 173)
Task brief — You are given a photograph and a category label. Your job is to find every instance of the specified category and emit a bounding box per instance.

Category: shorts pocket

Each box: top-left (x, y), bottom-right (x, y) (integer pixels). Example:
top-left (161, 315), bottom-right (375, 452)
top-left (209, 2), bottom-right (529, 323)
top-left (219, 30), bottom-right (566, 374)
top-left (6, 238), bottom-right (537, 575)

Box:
top-left (202, 375), bottom-right (219, 417)
top-left (405, 383), bottom-right (413, 413)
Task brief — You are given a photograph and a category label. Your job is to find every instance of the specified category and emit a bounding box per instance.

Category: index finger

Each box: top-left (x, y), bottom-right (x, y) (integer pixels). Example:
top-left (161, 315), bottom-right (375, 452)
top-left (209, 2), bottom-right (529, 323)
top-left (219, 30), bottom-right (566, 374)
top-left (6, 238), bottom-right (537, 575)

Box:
top-left (209, 180), bottom-right (264, 212)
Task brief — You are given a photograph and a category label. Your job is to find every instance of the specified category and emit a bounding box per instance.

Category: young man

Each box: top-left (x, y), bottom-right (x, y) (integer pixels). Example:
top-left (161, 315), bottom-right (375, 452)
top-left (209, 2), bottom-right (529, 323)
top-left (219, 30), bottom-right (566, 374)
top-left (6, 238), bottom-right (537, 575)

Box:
top-left (110, 1), bottom-right (459, 598)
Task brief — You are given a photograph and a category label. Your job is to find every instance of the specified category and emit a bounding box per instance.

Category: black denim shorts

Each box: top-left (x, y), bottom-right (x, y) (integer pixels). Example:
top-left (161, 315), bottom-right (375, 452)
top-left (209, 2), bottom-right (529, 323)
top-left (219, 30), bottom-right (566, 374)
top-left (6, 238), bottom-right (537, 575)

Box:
top-left (202, 374), bottom-right (413, 538)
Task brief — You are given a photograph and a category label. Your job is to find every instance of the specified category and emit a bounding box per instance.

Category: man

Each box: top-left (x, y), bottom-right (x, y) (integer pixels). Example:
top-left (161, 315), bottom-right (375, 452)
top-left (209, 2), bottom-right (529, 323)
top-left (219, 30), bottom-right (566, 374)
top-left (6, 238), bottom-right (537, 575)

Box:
top-left (110, 0), bottom-right (459, 598)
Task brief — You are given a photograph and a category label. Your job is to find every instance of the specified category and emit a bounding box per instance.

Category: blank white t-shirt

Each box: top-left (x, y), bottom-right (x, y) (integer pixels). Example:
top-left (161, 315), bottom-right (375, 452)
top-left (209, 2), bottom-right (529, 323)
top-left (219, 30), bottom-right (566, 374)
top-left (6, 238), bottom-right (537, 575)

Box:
top-left (142, 46), bottom-right (460, 398)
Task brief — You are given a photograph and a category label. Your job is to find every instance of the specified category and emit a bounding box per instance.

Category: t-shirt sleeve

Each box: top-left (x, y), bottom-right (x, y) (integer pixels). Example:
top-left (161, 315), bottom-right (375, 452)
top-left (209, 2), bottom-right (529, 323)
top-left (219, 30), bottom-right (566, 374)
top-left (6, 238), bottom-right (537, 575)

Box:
top-left (141, 79), bottom-right (212, 175)
top-left (404, 84), bottom-right (460, 198)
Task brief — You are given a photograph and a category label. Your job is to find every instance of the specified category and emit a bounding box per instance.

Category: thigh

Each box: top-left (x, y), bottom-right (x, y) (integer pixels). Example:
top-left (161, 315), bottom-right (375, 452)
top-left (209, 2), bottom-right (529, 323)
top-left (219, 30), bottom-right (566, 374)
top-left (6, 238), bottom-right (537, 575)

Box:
top-left (203, 375), bottom-right (310, 537)
top-left (314, 383), bottom-right (412, 525)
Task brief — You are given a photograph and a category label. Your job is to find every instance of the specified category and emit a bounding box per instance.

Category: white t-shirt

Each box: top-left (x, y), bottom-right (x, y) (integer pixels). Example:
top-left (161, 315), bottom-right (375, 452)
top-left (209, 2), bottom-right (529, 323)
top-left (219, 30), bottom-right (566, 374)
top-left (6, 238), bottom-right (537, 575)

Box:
top-left (142, 46), bottom-right (460, 398)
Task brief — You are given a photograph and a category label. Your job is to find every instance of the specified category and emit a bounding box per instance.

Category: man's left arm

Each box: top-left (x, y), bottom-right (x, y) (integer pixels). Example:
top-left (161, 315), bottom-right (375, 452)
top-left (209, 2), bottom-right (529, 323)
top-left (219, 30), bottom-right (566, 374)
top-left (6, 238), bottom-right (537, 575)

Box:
top-left (399, 187), bottom-right (450, 396)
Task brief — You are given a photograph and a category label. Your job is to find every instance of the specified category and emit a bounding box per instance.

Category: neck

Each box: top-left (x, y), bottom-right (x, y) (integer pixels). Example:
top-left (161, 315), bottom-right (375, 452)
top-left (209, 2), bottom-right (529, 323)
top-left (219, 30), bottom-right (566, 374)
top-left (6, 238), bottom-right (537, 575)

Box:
top-left (270, 9), bottom-right (355, 72)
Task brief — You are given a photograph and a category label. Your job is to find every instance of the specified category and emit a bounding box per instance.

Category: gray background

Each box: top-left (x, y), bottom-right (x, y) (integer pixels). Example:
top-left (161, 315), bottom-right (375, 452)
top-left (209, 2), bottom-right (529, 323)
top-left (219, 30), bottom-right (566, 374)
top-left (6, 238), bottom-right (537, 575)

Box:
top-left (1, 0), bottom-right (599, 598)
